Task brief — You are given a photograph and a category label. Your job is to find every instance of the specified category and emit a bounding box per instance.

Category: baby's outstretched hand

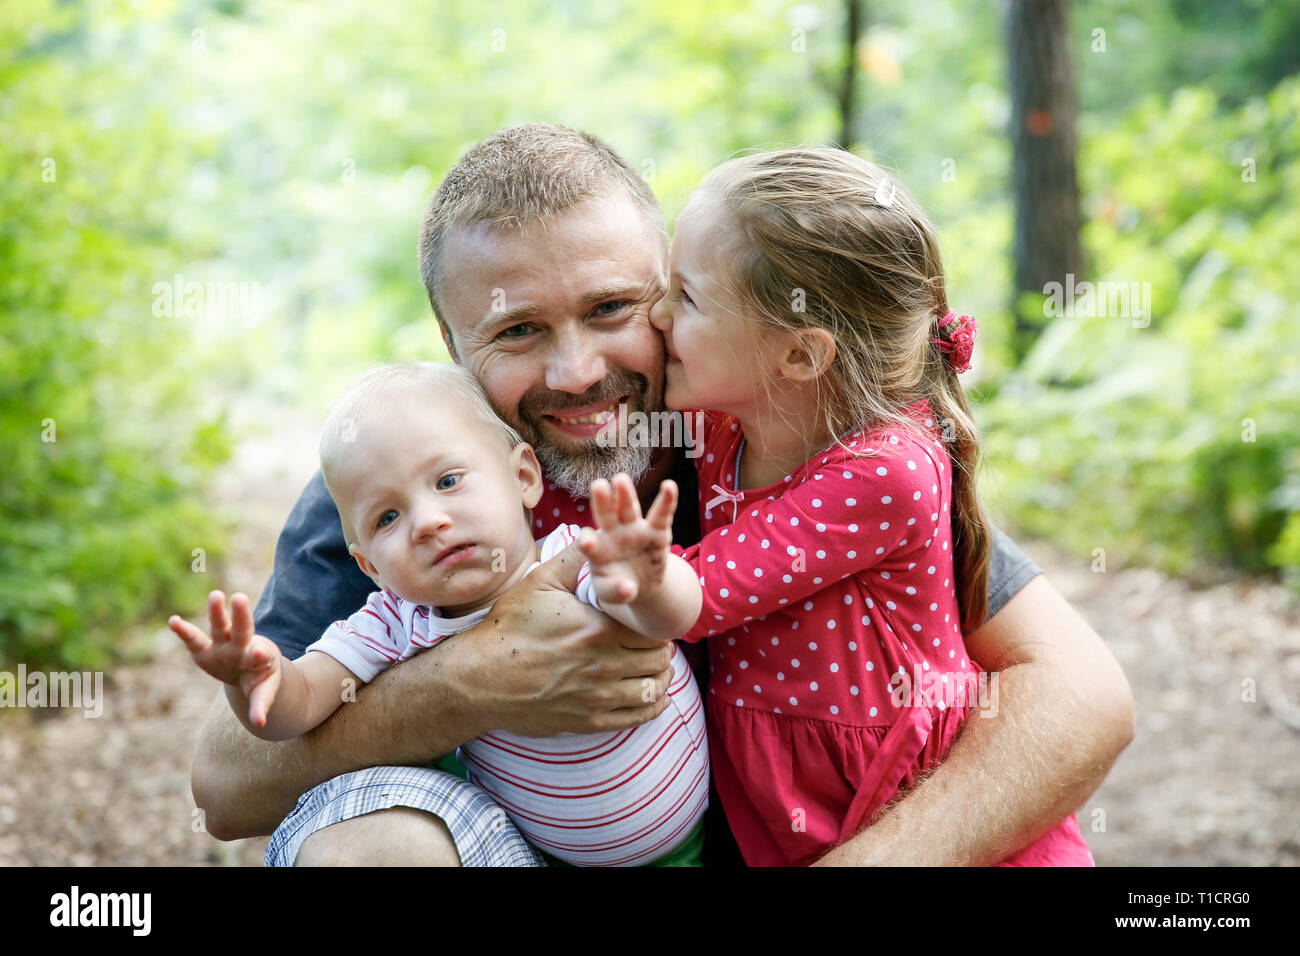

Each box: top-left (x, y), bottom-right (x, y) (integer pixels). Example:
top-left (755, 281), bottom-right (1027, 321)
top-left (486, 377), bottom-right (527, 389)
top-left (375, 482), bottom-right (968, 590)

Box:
top-left (579, 474), bottom-right (677, 607)
top-left (169, 590), bottom-right (283, 727)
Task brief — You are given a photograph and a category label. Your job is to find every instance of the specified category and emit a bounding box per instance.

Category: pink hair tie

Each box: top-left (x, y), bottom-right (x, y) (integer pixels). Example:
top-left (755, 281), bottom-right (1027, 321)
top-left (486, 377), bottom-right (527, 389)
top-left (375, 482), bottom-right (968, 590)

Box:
top-left (931, 309), bottom-right (978, 374)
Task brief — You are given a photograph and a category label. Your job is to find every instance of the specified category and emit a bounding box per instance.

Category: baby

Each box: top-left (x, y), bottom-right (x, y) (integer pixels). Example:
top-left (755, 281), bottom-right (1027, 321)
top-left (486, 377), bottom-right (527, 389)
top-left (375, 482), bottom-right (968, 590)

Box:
top-left (169, 362), bottom-right (709, 866)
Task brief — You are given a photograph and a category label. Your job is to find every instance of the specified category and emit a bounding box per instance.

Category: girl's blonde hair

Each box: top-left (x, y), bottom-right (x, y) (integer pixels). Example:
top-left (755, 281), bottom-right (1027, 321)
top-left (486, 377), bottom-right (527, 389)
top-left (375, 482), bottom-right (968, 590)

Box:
top-left (696, 147), bottom-right (991, 631)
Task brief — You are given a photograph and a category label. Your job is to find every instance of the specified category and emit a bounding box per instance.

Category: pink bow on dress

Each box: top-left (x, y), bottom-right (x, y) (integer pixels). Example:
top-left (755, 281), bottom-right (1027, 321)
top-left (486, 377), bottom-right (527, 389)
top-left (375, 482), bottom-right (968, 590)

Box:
top-left (705, 483), bottom-right (744, 522)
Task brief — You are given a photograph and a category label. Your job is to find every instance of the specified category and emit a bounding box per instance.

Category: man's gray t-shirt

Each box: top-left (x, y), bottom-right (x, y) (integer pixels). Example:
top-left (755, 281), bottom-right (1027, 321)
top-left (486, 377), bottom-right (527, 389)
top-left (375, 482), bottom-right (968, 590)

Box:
top-left (253, 471), bottom-right (1042, 657)
top-left (986, 524), bottom-right (1042, 621)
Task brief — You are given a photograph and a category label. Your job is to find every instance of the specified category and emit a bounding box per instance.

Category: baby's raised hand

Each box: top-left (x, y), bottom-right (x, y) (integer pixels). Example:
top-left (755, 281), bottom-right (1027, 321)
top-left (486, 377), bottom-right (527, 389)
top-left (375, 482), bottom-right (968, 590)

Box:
top-left (579, 474), bottom-right (678, 607)
top-left (169, 590), bottom-right (283, 727)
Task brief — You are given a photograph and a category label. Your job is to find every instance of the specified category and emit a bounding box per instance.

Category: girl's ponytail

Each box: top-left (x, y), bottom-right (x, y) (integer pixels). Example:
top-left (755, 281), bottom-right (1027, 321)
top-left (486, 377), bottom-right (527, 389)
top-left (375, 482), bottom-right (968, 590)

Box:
top-left (924, 308), bottom-right (991, 633)
top-left (697, 146), bottom-right (993, 633)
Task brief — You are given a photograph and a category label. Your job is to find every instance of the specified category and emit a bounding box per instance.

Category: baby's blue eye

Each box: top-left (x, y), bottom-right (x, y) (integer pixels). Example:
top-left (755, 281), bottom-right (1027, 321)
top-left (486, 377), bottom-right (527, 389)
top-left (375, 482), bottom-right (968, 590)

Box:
top-left (681, 289), bottom-right (695, 308)
top-left (437, 474), bottom-right (460, 491)
top-left (377, 510), bottom-right (398, 528)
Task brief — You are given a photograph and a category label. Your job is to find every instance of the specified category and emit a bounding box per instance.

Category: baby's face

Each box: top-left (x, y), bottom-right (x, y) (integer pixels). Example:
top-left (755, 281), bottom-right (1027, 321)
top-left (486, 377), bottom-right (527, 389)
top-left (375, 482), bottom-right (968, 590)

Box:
top-left (332, 389), bottom-right (544, 615)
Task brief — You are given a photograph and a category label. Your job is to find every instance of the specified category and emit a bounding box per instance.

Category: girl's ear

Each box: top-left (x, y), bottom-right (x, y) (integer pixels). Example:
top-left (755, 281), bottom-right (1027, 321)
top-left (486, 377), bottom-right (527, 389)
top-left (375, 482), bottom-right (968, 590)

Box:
top-left (348, 543), bottom-right (381, 585)
top-left (512, 442), bottom-right (545, 509)
top-left (778, 327), bottom-right (837, 383)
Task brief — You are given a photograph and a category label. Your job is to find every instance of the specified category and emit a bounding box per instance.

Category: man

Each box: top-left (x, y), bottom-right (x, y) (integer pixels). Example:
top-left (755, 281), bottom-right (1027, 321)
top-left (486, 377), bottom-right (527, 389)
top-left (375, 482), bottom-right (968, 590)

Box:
top-left (191, 123), bottom-right (1135, 866)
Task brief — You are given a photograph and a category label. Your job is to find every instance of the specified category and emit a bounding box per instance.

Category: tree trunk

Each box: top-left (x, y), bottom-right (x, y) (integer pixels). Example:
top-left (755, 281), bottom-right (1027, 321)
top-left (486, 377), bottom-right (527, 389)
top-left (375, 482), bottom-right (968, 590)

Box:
top-left (1006, 0), bottom-right (1083, 349)
top-left (838, 0), bottom-right (862, 148)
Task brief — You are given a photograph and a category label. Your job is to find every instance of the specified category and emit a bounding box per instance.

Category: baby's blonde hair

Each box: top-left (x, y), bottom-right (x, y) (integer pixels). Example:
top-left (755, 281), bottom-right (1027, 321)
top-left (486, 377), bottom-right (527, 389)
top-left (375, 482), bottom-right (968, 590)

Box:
top-left (320, 362), bottom-right (523, 542)
top-left (694, 147), bottom-right (991, 631)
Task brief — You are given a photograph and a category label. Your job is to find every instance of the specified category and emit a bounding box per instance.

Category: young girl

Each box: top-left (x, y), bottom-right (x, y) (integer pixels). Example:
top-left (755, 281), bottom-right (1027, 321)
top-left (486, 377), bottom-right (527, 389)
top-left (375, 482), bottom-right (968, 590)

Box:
top-left (646, 147), bottom-right (1094, 866)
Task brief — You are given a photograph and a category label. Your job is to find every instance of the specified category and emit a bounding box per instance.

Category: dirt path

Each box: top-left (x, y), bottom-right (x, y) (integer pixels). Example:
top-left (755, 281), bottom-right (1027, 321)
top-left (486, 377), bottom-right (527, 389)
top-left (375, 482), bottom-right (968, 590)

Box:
top-left (0, 402), bottom-right (320, 867)
top-left (2, 411), bottom-right (1298, 865)
top-left (1032, 543), bottom-right (1300, 865)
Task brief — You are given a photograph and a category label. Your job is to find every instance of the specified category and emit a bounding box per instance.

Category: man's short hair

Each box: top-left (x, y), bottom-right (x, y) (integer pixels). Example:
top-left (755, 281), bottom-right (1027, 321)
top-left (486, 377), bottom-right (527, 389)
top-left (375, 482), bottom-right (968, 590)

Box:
top-left (417, 123), bottom-right (668, 342)
top-left (320, 362), bottom-right (523, 540)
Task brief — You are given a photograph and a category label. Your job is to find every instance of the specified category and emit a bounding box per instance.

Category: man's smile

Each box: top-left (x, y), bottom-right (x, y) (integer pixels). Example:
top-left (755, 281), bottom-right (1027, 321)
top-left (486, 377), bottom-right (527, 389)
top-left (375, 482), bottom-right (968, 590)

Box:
top-left (539, 394), bottom-right (630, 440)
top-left (544, 396), bottom-right (625, 425)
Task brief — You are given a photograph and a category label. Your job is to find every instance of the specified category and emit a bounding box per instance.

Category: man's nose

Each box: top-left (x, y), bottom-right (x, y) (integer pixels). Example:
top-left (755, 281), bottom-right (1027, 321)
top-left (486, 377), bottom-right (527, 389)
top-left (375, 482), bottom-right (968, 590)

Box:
top-left (648, 291), bottom-right (672, 332)
top-left (545, 327), bottom-right (608, 395)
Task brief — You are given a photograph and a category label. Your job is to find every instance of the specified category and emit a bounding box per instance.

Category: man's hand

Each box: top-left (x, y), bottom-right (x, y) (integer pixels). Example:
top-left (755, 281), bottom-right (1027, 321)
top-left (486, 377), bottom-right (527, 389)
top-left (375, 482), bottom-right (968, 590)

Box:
top-left (192, 520), bottom-right (679, 840)
top-left (170, 590), bottom-right (283, 728)
top-left (459, 531), bottom-right (678, 737)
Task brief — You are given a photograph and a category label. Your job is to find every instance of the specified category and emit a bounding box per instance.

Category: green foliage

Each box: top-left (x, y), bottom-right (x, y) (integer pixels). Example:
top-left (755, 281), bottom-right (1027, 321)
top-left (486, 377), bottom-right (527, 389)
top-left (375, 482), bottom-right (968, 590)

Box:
top-left (1072, 0), bottom-right (1300, 113)
top-left (0, 1), bottom-right (231, 670)
top-left (978, 78), bottom-right (1300, 576)
top-left (4, 0), bottom-right (1297, 675)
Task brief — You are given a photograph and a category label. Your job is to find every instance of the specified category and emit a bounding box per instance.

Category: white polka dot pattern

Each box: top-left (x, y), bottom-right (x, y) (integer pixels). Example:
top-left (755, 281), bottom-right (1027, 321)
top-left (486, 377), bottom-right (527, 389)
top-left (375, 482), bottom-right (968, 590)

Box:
top-left (678, 408), bottom-right (974, 728)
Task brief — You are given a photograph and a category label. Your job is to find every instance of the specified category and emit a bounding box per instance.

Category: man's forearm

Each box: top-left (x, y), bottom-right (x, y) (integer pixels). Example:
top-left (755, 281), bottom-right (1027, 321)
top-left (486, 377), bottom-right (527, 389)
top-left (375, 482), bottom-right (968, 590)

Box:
top-left (193, 542), bottom-right (680, 841)
top-left (192, 640), bottom-right (482, 841)
top-left (816, 664), bottom-right (1118, 865)
top-left (814, 575), bottom-right (1135, 866)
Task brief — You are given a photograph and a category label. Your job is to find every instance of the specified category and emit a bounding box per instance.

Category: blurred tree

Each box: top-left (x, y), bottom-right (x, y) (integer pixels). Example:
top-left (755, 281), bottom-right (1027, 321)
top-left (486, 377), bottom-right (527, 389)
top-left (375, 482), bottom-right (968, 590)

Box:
top-left (1006, 0), bottom-right (1084, 356)
top-left (980, 78), bottom-right (1300, 579)
top-left (1073, 0), bottom-right (1300, 113)
top-left (838, 0), bottom-right (864, 147)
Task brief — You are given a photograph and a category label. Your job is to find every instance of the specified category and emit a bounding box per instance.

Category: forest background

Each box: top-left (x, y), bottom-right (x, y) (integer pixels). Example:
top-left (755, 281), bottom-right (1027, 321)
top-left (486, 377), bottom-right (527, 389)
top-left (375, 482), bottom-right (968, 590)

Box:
top-left (2, 0), bottom-right (1298, 865)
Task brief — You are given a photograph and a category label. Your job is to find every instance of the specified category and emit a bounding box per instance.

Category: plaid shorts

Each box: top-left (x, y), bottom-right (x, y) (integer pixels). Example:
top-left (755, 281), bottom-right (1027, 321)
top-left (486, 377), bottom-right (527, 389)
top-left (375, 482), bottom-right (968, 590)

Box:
top-left (264, 765), bottom-right (547, 867)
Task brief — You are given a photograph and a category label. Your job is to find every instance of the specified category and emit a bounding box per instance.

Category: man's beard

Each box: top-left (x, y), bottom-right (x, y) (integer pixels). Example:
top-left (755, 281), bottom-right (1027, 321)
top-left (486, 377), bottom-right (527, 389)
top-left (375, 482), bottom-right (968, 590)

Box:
top-left (514, 369), bottom-right (664, 500)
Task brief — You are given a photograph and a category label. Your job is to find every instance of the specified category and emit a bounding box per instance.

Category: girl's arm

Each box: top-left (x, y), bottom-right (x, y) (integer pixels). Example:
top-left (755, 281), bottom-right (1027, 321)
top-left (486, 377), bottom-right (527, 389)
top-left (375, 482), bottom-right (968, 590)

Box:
top-left (600, 551), bottom-right (701, 641)
top-left (577, 475), bottom-right (703, 641)
top-left (677, 432), bottom-right (947, 641)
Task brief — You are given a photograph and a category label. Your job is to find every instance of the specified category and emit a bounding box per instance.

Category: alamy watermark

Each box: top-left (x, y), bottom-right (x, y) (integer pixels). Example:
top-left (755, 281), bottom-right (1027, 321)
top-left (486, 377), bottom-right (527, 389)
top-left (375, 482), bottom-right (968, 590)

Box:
top-left (888, 665), bottom-right (999, 718)
top-left (50, 886), bottom-right (150, 936)
top-left (594, 405), bottom-right (705, 459)
top-left (1043, 273), bottom-right (1152, 328)
top-left (0, 665), bottom-right (103, 718)
top-left (152, 272), bottom-right (261, 326)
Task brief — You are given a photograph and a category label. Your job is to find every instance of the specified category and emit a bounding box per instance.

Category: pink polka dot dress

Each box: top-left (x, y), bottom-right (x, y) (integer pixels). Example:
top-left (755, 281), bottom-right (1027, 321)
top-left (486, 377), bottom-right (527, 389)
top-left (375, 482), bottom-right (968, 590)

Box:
top-left (535, 403), bottom-right (1094, 866)
top-left (675, 403), bottom-right (986, 866)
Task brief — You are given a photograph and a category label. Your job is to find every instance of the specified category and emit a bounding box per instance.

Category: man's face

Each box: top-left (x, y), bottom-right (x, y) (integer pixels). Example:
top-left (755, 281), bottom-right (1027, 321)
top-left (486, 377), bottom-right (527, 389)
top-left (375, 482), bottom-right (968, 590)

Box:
top-left (437, 193), bottom-right (669, 498)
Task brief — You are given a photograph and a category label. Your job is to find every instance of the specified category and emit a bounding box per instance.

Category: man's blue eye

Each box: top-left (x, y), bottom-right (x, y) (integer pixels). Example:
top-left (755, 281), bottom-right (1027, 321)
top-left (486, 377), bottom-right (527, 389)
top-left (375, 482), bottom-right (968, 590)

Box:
top-left (594, 301), bottom-right (626, 316)
top-left (377, 510), bottom-right (398, 528)
top-left (500, 324), bottom-right (532, 339)
top-left (437, 474), bottom-right (460, 491)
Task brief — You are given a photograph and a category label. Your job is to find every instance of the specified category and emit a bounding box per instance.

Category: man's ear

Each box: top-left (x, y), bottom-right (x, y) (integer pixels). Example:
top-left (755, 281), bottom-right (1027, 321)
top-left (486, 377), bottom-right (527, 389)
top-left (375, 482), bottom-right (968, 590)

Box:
top-left (437, 321), bottom-right (458, 362)
top-left (348, 543), bottom-right (381, 585)
top-left (778, 327), bottom-right (836, 383)
top-left (512, 442), bottom-right (545, 510)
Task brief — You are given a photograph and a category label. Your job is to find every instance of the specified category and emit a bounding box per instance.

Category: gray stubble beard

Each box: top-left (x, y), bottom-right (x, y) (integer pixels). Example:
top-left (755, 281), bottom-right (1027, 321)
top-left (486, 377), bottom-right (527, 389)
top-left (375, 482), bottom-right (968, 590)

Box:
top-left (515, 369), bottom-right (664, 500)
top-left (532, 437), bottom-right (655, 500)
